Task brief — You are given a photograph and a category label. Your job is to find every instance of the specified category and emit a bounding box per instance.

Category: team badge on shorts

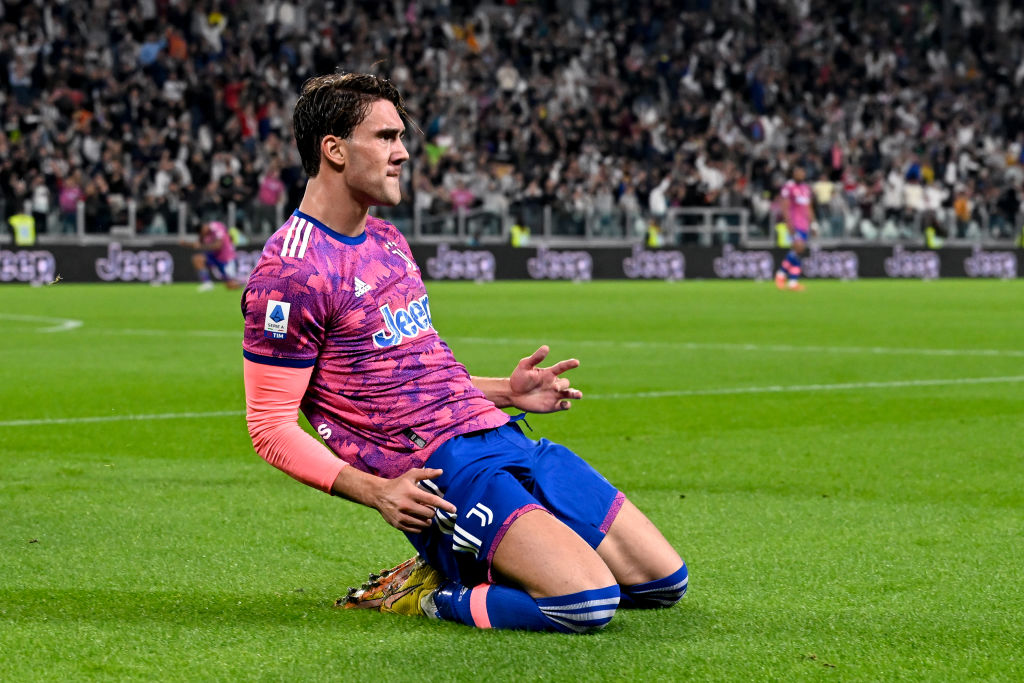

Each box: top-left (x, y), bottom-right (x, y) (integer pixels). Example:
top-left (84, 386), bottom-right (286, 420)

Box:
top-left (264, 299), bottom-right (291, 339)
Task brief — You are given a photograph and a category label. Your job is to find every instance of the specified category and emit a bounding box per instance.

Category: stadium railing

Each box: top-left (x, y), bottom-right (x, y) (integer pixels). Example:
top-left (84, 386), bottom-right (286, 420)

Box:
top-left (2, 198), bottom-right (1020, 249)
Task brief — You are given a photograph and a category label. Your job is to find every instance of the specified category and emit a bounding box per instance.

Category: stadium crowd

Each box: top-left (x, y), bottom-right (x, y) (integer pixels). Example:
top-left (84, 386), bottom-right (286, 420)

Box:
top-left (2, 0), bottom-right (1023, 242)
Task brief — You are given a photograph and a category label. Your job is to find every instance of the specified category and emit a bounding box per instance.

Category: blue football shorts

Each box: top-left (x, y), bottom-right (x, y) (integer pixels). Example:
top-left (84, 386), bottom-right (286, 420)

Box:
top-left (406, 417), bottom-right (625, 587)
top-left (204, 253), bottom-right (238, 280)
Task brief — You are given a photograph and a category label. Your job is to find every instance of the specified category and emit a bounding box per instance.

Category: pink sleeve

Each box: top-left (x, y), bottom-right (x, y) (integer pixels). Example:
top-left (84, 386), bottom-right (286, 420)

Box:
top-left (244, 359), bottom-right (348, 493)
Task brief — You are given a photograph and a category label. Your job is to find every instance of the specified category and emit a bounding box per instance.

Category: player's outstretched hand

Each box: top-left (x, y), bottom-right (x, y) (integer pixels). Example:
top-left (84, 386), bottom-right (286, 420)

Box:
top-left (508, 345), bottom-right (583, 413)
top-left (374, 468), bottom-right (456, 534)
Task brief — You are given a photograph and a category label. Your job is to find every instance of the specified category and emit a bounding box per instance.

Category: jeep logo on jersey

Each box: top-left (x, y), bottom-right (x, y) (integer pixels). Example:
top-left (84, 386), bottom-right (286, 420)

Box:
top-left (371, 294), bottom-right (433, 348)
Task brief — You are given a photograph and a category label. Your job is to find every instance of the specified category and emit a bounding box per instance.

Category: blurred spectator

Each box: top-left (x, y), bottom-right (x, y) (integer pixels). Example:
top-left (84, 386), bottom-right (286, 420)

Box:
top-left (993, 184), bottom-right (1020, 238)
top-left (254, 158), bottom-right (286, 233)
top-left (953, 185), bottom-right (974, 238)
top-left (903, 178), bottom-right (925, 236)
top-left (83, 173), bottom-right (111, 234)
top-left (922, 180), bottom-right (948, 237)
top-left (448, 177), bottom-right (477, 212)
top-left (812, 174), bottom-right (836, 237)
top-left (9, 203), bottom-right (35, 246)
top-left (882, 168), bottom-right (905, 235)
top-left (29, 173), bottom-right (50, 234)
top-left (648, 175), bottom-right (671, 227)
top-left (58, 170), bottom-right (84, 234)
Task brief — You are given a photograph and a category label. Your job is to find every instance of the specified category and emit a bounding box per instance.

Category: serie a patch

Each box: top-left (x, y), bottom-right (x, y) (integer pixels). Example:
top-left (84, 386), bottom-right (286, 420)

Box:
top-left (264, 299), bottom-right (290, 339)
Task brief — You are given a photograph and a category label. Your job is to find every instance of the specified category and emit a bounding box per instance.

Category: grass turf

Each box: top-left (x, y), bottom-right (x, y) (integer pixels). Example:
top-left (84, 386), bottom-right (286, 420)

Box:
top-left (1, 279), bottom-right (1022, 681)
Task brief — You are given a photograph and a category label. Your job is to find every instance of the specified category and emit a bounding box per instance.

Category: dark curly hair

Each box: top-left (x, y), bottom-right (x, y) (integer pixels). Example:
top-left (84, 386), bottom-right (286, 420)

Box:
top-left (292, 72), bottom-right (410, 177)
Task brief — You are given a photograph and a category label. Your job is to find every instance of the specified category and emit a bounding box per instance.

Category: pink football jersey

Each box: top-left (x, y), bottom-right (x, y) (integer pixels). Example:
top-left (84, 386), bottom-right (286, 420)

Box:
top-left (780, 180), bottom-right (812, 230)
top-left (242, 211), bottom-right (509, 478)
top-left (204, 220), bottom-right (236, 263)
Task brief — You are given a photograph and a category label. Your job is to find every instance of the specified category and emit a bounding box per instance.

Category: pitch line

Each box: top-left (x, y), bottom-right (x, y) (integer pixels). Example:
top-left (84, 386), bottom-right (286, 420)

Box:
top-left (0, 410), bottom-right (244, 428)
top-left (2, 376), bottom-right (1021, 428)
top-left (449, 337), bottom-right (1024, 359)
top-left (0, 313), bottom-right (82, 332)
top-left (589, 375), bottom-right (1024, 400)
top-left (43, 327), bottom-right (1024, 358)
top-left (82, 328), bottom-right (239, 338)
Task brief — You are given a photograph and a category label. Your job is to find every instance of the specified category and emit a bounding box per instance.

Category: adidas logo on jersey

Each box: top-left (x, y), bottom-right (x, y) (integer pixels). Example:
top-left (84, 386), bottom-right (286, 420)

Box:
top-left (354, 277), bottom-right (372, 297)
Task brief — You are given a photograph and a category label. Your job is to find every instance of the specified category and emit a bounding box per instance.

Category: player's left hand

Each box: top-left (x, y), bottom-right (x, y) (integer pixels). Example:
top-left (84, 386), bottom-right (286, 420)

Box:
top-left (508, 345), bottom-right (582, 413)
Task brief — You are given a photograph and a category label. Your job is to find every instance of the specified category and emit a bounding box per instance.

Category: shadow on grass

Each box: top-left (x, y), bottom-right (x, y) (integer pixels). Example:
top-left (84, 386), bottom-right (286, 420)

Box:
top-left (1, 588), bottom-right (352, 628)
top-left (2, 587), bottom-right (711, 638)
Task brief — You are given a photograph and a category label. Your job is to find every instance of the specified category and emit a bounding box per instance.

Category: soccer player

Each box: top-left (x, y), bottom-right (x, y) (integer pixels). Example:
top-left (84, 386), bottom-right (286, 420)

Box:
top-left (185, 220), bottom-right (242, 291)
top-left (241, 73), bottom-right (687, 633)
top-left (774, 166), bottom-right (816, 291)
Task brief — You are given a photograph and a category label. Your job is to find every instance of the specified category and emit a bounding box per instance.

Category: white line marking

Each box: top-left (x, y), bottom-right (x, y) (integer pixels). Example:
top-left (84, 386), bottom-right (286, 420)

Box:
top-left (0, 313), bottom-right (83, 333)
top-left (54, 328), bottom-right (1024, 358)
top-left (3, 376), bottom-right (1020, 428)
top-left (84, 328), bottom-right (240, 338)
top-left (589, 375), bottom-right (1024, 400)
top-left (0, 410), bottom-right (244, 428)
top-left (448, 337), bottom-right (1024, 359)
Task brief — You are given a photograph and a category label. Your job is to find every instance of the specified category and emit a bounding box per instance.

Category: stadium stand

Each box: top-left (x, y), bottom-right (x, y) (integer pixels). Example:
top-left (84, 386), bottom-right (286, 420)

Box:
top-left (1, 0), bottom-right (1022, 245)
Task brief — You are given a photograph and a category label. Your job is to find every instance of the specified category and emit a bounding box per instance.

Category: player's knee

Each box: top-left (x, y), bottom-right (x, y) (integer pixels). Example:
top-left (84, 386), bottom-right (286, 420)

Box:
top-left (621, 561), bottom-right (688, 609)
top-left (537, 584), bottom-right (620, 634)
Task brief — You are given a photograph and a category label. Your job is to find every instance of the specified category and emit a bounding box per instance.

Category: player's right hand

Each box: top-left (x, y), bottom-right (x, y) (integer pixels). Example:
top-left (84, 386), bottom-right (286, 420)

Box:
top-left (374, 467), bottom-right (456, 534)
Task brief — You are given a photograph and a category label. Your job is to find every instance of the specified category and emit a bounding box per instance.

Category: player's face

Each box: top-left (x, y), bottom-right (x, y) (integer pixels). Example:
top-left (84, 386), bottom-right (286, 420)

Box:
top-left (342, 100), bottom-right (409, 207)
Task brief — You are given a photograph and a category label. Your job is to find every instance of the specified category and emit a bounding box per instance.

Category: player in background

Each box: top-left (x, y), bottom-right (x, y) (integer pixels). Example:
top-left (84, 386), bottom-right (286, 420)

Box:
top-left (775, 166), bottom-right (816, 291)
top-left (183, 220), bottom-right (242, 291)
top-left (241, 73), bottom-right (687, 633)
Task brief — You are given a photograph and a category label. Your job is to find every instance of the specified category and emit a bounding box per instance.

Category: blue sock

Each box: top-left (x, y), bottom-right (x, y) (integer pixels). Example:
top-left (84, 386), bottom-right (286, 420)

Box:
top-left (783, 252), bottom-right (802, 282)
top-left (619, 562), bottom-right (688, 609)
top-left (432, 581), bottom-right (620, 633)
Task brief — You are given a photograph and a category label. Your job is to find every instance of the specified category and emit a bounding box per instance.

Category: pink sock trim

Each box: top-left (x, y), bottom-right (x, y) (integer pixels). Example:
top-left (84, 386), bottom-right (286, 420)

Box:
top-left (469, 584), bottom-right (492, 629)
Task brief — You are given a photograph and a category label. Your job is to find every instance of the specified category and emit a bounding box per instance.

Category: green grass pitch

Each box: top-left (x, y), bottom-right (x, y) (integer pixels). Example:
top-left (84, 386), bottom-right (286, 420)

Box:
top-left (1, 279), bottom-right (1022, 681)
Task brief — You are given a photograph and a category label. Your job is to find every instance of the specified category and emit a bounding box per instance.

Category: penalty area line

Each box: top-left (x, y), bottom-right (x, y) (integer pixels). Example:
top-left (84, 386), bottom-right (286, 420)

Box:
top-left (0, 313), bottom-right (83, 333)
top-left (80, 328), bottom-right (240, 338)
top-left (589, 375), bottom-right (1024, 400)
top-left (449, 336), bottom-right (1024, 359)
top-left (39, 328), bottom-right (1024, 358)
